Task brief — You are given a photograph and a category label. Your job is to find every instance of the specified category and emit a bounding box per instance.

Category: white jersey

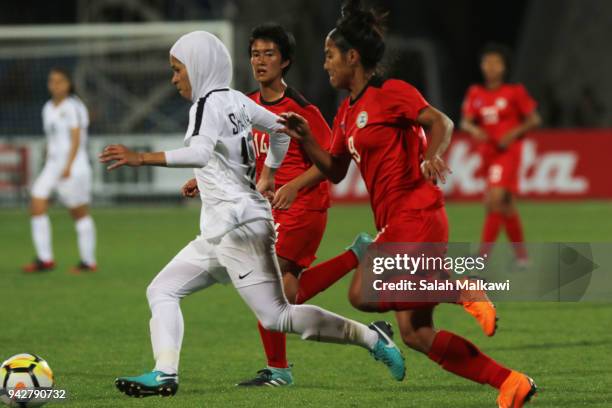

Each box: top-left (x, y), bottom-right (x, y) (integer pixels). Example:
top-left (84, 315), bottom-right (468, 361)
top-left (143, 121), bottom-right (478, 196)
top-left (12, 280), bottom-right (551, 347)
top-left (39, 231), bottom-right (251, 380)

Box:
top-left (42, 96), bottom-right (90, 169)
top-left (183, 88), bottom-right (289, 241)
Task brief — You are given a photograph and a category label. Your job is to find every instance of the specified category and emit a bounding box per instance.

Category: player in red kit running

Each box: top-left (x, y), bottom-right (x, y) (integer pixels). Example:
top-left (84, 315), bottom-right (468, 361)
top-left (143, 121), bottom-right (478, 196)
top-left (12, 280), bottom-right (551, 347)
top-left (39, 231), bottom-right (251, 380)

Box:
top-left (279, 2), bottom-right (537, 407)
top-left (461, 43), bottom-right (541, 265)
top-left (180, 23), bottom-right (374, 387)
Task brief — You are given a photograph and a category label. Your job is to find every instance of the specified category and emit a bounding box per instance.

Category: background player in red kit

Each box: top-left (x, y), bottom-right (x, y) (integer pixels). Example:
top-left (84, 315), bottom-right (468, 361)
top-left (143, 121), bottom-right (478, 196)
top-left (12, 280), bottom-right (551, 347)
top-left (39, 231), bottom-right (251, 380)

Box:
top-left (280, 2), bottom-right (537, 407)
top-left (238, 23), bottom-right (366, 387)
top-left (461, 44), bottom-right (541, 264)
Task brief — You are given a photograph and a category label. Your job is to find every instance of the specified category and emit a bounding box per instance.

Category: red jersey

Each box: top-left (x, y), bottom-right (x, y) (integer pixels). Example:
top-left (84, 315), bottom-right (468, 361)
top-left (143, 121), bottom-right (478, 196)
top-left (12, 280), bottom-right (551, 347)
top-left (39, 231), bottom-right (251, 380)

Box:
top-left (330, 77), bottom-right (443, 231)
top-left (462, 83), bottom-right (537, 142)
top-left (249, 87), bottom-right (331, 210)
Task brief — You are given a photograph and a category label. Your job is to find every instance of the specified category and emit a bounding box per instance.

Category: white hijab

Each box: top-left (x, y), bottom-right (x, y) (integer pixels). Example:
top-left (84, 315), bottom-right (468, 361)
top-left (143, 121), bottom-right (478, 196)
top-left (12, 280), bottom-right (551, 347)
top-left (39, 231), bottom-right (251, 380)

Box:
top-left (170, 31), bottom-right (233, 103)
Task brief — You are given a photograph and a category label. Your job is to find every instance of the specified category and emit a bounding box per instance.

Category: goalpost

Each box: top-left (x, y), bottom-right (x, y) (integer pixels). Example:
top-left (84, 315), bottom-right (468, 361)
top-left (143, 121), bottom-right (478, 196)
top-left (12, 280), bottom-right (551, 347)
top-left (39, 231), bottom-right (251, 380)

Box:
top-left (0, 21), bottom-right (233, 205)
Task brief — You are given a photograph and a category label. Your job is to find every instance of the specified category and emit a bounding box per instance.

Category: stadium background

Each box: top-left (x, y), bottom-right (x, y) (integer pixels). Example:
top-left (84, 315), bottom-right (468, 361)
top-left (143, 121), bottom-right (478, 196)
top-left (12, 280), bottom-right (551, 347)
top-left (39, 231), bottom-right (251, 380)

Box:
top-left (1, 1), bottom-right (611, 407)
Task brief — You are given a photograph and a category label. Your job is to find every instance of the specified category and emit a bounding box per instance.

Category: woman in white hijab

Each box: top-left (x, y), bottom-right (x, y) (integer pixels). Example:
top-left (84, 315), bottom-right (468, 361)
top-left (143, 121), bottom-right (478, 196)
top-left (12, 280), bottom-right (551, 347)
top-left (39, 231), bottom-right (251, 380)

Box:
top-left (100, 31), bottom-right (405, 397)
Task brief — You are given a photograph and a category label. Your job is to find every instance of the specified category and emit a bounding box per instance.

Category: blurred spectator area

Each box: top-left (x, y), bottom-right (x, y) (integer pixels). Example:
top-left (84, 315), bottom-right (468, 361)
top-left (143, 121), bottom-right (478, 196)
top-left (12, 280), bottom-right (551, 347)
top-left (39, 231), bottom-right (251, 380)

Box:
top-left (0, 0), bottom-right (610, 138)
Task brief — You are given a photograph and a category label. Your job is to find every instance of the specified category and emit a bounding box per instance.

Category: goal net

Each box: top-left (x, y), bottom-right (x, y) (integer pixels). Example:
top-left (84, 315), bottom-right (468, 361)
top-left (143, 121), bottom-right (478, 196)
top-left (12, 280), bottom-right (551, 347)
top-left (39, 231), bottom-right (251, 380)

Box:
top-left (0, 21), bottom-right (233, 205)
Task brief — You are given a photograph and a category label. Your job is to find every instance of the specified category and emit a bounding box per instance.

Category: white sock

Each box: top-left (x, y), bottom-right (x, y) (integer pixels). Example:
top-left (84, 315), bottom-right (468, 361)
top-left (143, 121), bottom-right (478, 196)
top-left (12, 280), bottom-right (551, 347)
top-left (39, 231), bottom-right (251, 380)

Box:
top-left (146, 258), bottom-right (217, 375)
top-left (31, 215), bottom-right (53, 262)
top-left (237, 282), bottom-right (379, 350)
top-left (288, 304), bottom-right (378, 350)
top-left (75, 216), bottom-right (96, 265)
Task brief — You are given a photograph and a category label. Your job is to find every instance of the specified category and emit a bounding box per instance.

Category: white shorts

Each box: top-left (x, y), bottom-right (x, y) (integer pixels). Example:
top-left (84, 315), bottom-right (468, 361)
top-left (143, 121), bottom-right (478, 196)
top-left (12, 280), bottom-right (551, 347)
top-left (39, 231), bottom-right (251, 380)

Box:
top-left (173, 220), bottom-right (281, 289)
top-left (31, 161), bottom-right (92, 208)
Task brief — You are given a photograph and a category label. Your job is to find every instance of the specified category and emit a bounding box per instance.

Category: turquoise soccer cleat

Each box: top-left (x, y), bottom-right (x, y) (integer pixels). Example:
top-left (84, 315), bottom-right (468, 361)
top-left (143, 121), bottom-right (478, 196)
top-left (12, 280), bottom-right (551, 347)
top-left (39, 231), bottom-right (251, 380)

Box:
top-left (369, 321), bottom-right (406, 381)
top-left (346, 232), bottom-right (374, 260)
top-left (115, 370), bottom-right (178, 397)
top-left (236, 366), bottom-right (294, 387)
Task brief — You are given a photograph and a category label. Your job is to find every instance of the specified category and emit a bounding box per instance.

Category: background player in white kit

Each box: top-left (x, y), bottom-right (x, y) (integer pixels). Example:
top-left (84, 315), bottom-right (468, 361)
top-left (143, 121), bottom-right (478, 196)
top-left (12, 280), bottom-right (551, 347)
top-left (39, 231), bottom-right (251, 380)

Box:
top-left (99, 31), bottom-right (405, 397)
top-left (23, 68), bottom-right (97, 274)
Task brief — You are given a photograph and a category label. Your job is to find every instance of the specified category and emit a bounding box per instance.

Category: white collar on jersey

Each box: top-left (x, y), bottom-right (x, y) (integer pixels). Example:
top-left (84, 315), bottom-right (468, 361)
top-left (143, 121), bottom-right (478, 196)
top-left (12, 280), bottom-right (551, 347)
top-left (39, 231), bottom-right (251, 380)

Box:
top-left (170, 30), bottom-right (232, 104)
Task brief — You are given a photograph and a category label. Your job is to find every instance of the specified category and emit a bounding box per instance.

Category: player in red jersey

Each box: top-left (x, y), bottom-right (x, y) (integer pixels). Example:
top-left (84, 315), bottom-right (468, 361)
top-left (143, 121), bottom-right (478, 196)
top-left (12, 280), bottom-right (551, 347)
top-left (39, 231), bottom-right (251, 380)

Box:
top-left (461, 44), bottom-right (541, 265)
top-left (279, 2), bottom-right (537, 407)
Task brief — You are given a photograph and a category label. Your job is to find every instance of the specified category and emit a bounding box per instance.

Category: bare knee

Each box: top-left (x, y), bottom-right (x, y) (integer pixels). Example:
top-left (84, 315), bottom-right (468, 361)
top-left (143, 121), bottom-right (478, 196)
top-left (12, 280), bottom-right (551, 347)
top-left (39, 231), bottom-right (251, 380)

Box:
top-left (69, 205), bottom-right (89, 220)
top-left (348, 287), bottom-right (370, 312)
top-left (485, 188), bottom-right (513, 214)
top-left (281, 270), bottom-right (299, 304)
top-left (31, 199), bottom-right (48, 216)
top-left (400, 327), bottom-right (435, 354)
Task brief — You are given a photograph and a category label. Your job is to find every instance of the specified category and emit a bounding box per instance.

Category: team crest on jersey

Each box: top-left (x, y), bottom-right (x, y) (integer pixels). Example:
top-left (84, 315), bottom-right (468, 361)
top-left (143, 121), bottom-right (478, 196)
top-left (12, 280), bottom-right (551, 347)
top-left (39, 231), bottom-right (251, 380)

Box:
top-left (495, 97), bottom-right (508, 109)
top-left (356, 111), bottom-right (368, 128)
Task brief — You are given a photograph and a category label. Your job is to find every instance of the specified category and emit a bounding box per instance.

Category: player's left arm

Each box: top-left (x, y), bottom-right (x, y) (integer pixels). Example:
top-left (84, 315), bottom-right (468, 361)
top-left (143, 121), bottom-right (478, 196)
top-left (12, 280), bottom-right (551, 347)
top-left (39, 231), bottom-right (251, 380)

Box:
top-left (100, 101), bottom-right (220, 171)
top-left (498, 111), bottom-right (541, 149)
top-left (498, 85), bottom-right (542, 149)
top-left (61, 103), bottom-right (81, 178)
top-left (416, 106), bottom-right (454, 183)
top-left (272, 166), bottom-right (326, 210)
top-left (272, 106), bottom-right (330, 209)
top-left (240, 94), bottom-right (291, 199)
top-left (99, 135), bottom-right (216, 171)
top-left (62, 127), bottom-right (81, 178)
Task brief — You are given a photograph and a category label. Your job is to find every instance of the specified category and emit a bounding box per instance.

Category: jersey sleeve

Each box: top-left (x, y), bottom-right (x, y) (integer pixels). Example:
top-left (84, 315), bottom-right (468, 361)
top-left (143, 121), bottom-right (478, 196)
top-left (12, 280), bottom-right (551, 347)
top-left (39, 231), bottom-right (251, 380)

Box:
top-left (514, 84), bottom-right (537, 116)
top-left (461, 85), bottom-right (478, 119)
top-left (170, 101), bottom-right (221, 168)
top-left (240, 93), bottom-right (290, 169)
top-left (303, 105), bottom-right (332, 152)
top-left (382, 80), bottom-right (430, 124)
top-left (63, 101), bottom-right (80, 129)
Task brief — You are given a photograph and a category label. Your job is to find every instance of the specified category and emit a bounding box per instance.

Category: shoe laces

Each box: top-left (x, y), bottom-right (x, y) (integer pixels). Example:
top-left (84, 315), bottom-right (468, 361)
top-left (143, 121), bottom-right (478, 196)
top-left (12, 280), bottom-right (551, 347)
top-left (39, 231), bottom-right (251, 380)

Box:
top-left (255, 369), bottom-right (273, 380)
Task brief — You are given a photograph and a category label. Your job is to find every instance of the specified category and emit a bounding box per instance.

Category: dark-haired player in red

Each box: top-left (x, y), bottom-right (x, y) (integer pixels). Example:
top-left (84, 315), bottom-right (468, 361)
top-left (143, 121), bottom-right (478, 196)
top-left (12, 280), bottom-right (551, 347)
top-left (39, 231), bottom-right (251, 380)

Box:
top-left (461, 44), bottom-right (541, 265)
top-left (234, 23), bottom-right (373, 387)
top-left (279, 2), bottom-right (537, 407)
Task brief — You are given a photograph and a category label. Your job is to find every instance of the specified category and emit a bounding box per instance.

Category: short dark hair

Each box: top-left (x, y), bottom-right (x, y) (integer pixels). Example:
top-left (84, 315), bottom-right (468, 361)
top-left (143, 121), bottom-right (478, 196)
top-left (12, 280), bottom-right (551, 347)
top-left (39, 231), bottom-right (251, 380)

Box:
top-left (248, 23), bottom-right (296, 76)
top-left (480, 42), bottom-right (513, 75)
top-left (328, 0), bottom-right (387, 71)
top-left (49, 67), bottom-right (76, 94)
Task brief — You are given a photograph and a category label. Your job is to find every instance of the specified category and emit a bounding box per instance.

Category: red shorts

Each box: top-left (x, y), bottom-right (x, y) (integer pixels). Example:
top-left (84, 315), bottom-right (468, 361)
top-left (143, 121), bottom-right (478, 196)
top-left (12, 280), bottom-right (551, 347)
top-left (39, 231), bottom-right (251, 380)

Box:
top-left (374, 205), bottom-right (449, 244)
top-left (272, 207), bottom-right (327, 268)
top-left (372, 205), bottom-right (449, 310)
top-left (479, 143), bottom-right (522, 193)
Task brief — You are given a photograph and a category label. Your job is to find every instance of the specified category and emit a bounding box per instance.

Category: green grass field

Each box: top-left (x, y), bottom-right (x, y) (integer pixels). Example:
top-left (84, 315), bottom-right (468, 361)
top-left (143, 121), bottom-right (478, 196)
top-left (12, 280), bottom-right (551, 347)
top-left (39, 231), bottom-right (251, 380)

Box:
top-left (1, 202), bottom-right (612, 407)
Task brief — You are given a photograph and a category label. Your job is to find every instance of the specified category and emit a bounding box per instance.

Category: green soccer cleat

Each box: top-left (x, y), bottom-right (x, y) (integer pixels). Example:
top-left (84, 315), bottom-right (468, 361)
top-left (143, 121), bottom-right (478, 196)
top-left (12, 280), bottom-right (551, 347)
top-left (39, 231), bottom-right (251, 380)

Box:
top-left (346, 232), bottom-right (374, 260)
top-left (115, 370), bottom-right (178, 397)
top-left (236, 366), bottom-right (293, 387)
top-left (369, 321), bottom-right (406, 381)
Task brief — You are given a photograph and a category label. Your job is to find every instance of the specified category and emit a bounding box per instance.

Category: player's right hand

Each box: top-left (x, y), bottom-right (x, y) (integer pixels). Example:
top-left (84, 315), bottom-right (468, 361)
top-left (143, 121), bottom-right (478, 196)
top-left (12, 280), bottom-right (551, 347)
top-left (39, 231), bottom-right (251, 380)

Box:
top-left (421, 155), bottom-right (451, 184)
top-left (278, 112), bottom-right (312, 142)
top-left (181, 178), bottom-right (199, 198)
top-left (256, 176), bottom-right (275, 203)
top-left (471, 128), bottom-right (489, 142)
top-left (272, 183), bottom-right (298, 210)
top-left (99, 144), bottom-right (143, 171)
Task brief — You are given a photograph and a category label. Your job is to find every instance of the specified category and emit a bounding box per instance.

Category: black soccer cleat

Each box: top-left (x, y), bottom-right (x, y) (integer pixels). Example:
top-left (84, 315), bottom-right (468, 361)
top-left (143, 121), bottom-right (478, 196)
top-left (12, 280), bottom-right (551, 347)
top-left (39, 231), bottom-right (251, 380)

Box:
top-left (236, 367), bottom-right (293, 387)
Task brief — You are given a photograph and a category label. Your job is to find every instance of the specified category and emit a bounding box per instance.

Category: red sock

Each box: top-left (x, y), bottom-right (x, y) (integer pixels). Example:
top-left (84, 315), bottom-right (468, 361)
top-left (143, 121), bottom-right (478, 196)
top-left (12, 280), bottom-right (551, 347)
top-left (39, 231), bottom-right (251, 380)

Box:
top-left (295, 250), bottom-right (358, 304)
top-left (479, 212), bottom-right (504, 257)
top-left (428, 330), bottom-right (511, 389)
top-left (504, 212), bottom-right (528, 260)
top-left (257, 321), bottom-right (288, 369)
